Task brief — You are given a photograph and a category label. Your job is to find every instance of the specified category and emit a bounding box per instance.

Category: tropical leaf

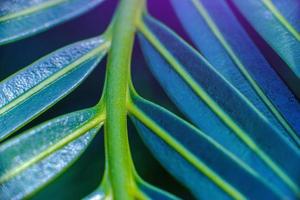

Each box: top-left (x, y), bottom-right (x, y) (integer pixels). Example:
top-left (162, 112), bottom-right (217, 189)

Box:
top-left (0, 0), bottom-right (105, 45)
top-left (0, 36), bottom-right (109, 141)
top-left (0, 107), bottom-right (104, 199)
top-left (170, 0), bottom-right (300, 146)
top-left (129, 93), bottom-right (284, 199)
top-left (228, 0), bottom-right (300, 96)
top-left (137, 15), bottom-right (300, 197)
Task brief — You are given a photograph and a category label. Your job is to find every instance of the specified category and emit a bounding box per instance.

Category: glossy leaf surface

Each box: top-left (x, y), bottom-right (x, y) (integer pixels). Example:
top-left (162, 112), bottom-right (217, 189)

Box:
top-left (229, 0), bottom-right (300, 94)
top-left (0, 36), bottom-right (109, 141)
top-left (129, 94), bottom-right (281, 199)
top-left (170, 0), bottom-right (300, 145)
top-left (0, 0), bottom-right (105, 45)
top-left (138, 15), bottom-right (300, 197)
top-left (0, 108), bottom-right (102, 199)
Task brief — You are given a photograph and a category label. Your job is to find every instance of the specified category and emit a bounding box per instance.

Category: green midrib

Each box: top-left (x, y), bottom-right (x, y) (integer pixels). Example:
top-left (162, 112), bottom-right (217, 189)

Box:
top-left (0, 0), bottom-right (67, 22)
top-left (190, 0), bottom-right (300, 147)
top-left (138, 21), bottom-right (299, 194)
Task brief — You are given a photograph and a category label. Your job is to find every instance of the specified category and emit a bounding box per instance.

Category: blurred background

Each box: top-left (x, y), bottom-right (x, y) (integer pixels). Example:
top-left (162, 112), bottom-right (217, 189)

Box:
top-left (0, 0), bottom-right (196, 199)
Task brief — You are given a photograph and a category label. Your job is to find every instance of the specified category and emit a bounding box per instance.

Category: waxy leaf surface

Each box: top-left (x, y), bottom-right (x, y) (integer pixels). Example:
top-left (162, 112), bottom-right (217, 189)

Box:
top-left (229, 0), bottom-right (300, 95)
top-left (0, 36), bottom-right (109, 141)
top-left (0, 108), bottom-right (102, 199)
top-left (129, 94), bottom-right (281, 199)
top-left (138, 15), bottom-right (300, 197)
top-left (170, 0), bottom-right (300, 145)
top-left (0, 0), bottom-right (105, 45)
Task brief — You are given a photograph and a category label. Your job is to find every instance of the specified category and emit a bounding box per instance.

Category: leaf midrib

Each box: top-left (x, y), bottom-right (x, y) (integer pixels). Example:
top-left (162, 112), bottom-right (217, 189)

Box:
top-left (0, 0), bottom-right (68, 23)
top-left (0, 40), bottom-right (110, 116)
top-left (138, 20), bottom-right (299, 193)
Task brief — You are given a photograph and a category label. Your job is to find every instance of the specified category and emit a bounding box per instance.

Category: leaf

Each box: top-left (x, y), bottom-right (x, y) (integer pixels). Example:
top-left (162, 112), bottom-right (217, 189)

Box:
top-left (129, 94), bottom-right (283, 199)
top-left (0, 0), bottom-right (105, 45)
top-left (136, 177), bottom-right (180, 200)
top-left (266, 0), bottom-right (300, 32)
top-left (170, 0), bottom-right (300, 146)
top-left (0, 36), bottom-right (109, 141)
top-left (137, 15), bottom-right (300, 197)
top-left (228, 0), bottom-right (300, 96)
top-left (0, 107), bottom-right (104, 199)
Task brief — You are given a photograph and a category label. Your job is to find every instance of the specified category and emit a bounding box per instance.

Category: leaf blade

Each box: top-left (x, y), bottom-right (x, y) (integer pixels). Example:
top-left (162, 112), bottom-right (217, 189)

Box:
top-left (0, 107), bottom-right (104, 199)
top-left (0, 0), bottom-right (105, 45)
top-left (137, 179), bottom-right (180, 200)
top-left (0, 36), bottom-right (109, 141)
top-left (170, 0), bottom-right (300, 145)
top-left (228, 0), bottom-right (300, 94)
top-left (138, 15), bottom-right (300, 196)
top-left (129, 94), bottom-right (282, 199)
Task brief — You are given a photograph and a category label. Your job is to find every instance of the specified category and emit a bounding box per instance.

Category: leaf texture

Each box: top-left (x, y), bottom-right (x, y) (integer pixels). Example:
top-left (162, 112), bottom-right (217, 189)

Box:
top-left (0, 36), bottom-right (109, 141)
top-left (129, 93), bottom-right (282, 199)
top-left (0, 107), bottom-right (103, 199)
top-left (170, 0), bottom-right (300, 146)
top-left (228, 0), bottom-right (300, 95)
top-left (138, 15), bottom-right (300, 197)
top-left (0, 0), bottom-right (105, 45)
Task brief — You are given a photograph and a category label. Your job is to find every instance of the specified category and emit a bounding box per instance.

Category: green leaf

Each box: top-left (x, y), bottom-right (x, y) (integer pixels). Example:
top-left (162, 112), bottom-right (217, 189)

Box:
top-left (170, 0), bottom-right (300, 146)
top-left (0, 36), bottom-right (109, 141)
top-left (0, 0), bottom-right (105, 45)
top-left (137, 15), bottom-right (300, 197)
top-left (0, 107), bottom-right (104, 199)
top-left (129, 93), bottom-right (282, 199)
top-left (229, 0), bottom-right (300, 95)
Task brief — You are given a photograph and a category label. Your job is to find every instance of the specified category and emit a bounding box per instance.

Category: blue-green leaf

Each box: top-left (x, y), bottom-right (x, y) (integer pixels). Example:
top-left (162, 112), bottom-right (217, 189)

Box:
top-left (137, 178), bottom-right (180, 200)
top-left (0, 0), bottom-right (105, 45)
top-left (170, 0), bottom-right (300, 146)
top-left (229, 0), bottom-right (300, 94)
top-left (138, 15), bottom-right (300, 197)
top-left (267, 0), bottom-right (300, 32)
top-left (129, 94), bottom-right (282, 199)
top-left (0, 36), bottom-right (109, 141)
top-left (0, 107), bottom-right (104, 199)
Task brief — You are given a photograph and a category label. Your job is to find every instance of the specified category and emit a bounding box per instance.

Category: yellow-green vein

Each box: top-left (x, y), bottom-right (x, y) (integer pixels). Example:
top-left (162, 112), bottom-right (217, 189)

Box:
top-left (0, 109), bottom-right (105, 183)
top-left (138, 20), bottom-right (299, 194)
top-left (128, 101), bottom-right (246, 200)
top-left (0, 39), bottom-right (110, 116)
top-left (190, 0), bottom-right (300, 147)
top-left (262, 0), bottom-right (300, 41)
top-left (0, 0), bottom-right (67, 23)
